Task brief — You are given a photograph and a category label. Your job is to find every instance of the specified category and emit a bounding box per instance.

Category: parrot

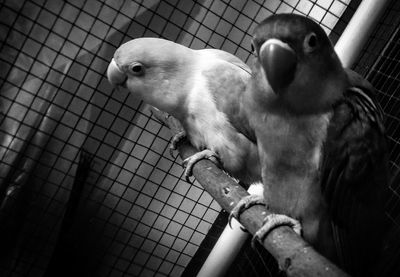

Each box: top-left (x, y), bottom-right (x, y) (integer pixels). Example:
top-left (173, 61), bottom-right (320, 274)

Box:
top-left (232, 13), bottom-right (389, 276)
top-left (106, 37), bottom-right (261, 186)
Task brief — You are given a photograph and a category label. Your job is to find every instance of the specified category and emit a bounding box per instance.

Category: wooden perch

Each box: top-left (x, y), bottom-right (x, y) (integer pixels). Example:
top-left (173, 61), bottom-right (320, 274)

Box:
top-left (151, 108), bottom-right (350, 277)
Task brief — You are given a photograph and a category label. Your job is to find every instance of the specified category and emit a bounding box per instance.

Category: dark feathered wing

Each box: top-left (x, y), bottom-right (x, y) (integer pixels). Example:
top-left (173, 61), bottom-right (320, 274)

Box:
top-left (321, 70), bottom-right (389, 276)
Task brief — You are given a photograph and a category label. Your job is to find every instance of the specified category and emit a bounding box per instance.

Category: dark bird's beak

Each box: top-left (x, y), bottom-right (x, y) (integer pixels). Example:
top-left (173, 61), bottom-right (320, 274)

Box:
top-left (259, 39), bottom-right (296, 94)
top-left (107, 58), bottom-right (127, 87)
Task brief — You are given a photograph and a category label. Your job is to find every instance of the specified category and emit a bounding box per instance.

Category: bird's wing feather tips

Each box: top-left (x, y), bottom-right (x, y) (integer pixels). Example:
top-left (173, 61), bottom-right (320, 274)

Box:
top-left (321, 80), bottom-right (389, 274)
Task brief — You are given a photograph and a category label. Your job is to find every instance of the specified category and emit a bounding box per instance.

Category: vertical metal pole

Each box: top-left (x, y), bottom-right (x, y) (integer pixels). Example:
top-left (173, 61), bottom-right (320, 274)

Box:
top-left (334, 0), bottom-right (391, 68)
top-left (196, 217), bottom-right (249, 277)
top-left (196, 183), bottom-right (263, 277)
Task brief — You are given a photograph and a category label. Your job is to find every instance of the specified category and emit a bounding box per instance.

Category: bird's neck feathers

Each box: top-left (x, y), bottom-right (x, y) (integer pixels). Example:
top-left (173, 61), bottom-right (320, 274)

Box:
top-left (286, 61), bottom-right (347, 115)
top-left (246, 60), bottom-right (276, 112)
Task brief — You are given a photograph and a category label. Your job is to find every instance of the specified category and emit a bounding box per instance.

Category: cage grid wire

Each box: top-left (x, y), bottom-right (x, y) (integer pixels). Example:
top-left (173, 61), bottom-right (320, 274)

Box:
top-left (0, 0), bottom-right (399, 276)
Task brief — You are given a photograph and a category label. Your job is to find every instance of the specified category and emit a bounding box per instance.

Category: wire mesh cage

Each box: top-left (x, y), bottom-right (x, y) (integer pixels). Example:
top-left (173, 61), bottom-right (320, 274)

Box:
top-left (0, 0), bottom-right (399, 276)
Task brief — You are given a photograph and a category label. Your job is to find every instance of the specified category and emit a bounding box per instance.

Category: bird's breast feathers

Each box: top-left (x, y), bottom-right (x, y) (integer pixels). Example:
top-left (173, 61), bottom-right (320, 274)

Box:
top-left (184, 72), bottom-right (251, 175)
top-left (262, 112), bottom-right (331, 171)
top-left (185, 74), bottom-right (236, 150)
top-left (260, 111), bottom-right (332, 218)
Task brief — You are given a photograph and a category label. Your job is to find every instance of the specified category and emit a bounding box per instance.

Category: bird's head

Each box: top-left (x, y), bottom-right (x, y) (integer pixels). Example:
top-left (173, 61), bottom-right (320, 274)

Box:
top-left (107, 37), bottom-right (192, 114)
top-left (251, 14), bottom-right (347, 114)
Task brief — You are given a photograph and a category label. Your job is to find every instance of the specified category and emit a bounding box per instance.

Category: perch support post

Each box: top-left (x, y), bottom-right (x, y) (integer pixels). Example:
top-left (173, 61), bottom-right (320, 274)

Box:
top-left (334, 0), bottom-right (391, 68)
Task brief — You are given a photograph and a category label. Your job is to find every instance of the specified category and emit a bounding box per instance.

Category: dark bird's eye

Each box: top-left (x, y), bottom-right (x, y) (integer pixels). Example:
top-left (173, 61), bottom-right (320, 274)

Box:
top-left (304, 32), bottom-right (318, 52)
top-left (130, 63), bottom-right (144, 75)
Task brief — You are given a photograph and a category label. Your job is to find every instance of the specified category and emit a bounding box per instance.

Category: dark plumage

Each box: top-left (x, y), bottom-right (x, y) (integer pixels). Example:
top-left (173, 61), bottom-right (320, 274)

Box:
top-left (244, 14), bottom-right (389, 276)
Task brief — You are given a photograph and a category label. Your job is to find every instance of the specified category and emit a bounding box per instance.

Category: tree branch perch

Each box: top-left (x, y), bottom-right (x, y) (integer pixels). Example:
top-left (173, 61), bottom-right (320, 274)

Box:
top-left (151, 107), bottom-right (349, 277)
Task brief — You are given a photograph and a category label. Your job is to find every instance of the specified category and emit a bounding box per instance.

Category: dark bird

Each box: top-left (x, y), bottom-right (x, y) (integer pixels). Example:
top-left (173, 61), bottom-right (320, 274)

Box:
top-left (234, 13), bottom-right (389, 276)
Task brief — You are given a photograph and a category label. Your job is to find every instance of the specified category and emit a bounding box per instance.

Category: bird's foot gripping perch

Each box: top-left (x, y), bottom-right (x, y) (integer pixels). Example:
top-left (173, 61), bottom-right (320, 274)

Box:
top-left (182, 149), bottom-right (220, 182)
top-left (251, 214), bottom-right (302, 248)
top-left (229, 194), bottom-right (302, 247)
top-left (228, 194), bottom-right (266, 228)
top-left (169, 130), bottom-right (187, 158)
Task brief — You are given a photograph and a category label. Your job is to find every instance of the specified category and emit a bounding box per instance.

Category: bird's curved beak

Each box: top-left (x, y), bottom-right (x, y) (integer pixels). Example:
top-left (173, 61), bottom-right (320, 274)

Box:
top-left (107, 58), bottom-right (127, 87)
top-left (259, 39), bottom-right (296, 94)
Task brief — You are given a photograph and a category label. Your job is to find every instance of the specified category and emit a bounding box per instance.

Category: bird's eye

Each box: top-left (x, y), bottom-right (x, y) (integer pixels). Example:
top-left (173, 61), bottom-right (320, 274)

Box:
top-left (130, 63), bottom-right (144, 75)
top-left (304, 32), bottom-right (318, 52)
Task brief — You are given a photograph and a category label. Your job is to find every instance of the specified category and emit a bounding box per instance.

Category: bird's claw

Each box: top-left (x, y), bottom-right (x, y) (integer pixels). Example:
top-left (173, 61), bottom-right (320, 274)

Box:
top-left (228, 194), bottom-right (265, 228)
top-left (251, 214), bottom-right (302, 248)
top-left (169, 130), bottom-right (187, 158)
top-left (182, 149), bottom-right (220, 183)
top-left (169, 147), bottom-right (176, 159)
